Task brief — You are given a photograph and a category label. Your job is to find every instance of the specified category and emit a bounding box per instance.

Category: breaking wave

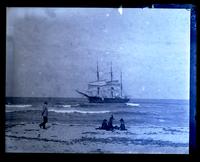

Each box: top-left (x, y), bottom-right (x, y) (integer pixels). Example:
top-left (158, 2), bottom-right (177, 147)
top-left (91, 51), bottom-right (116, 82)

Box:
top-left (63, 105), bottom-right (71, 108)
top-left (126, 103), bottom-right (140, 107)
top-left (49, 109), bottom-right (110, 114)
top-left (55, 104), bottom-right (80, 108)
top-left (5, 104), bottom-right (32, 108)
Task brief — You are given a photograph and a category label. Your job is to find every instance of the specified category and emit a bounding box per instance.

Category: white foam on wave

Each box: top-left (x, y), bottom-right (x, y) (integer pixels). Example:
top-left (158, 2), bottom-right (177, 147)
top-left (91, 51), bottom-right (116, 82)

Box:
top-left (49, 109), bottom-right (110, 114)
top-left (5, 104), bottom-right (32, 108)
top-left (6, 110), bottom-right (16, 113)
top-left (126, 103), bottom-right (140, 107)
top-left (63, 105), bottom-right (71, 108)
top-left (6, 110), bottom-right (28, 113)
top-left (56, 104), bottom-right (80, 108)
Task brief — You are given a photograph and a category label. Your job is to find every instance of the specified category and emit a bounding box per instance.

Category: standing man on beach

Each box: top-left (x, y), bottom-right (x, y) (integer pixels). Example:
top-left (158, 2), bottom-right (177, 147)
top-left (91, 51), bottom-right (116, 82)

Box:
top-left (39, 102), bottom-right (48, 129)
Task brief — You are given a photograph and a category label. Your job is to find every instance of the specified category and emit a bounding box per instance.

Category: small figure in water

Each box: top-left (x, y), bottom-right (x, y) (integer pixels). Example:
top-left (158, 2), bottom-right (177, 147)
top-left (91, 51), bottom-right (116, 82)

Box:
top-left (107, 115), bottom-right (114, 130)
top-left (39, 101), bottom-right (48, 129)
top-left (119, 118), bottom-right (126, 130)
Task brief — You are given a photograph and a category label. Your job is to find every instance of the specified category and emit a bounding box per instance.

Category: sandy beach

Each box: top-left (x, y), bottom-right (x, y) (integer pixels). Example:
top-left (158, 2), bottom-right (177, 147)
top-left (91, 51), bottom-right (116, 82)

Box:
top-left (5, 99), bottom-right (189, 154)
top-left (5, 121), bottom-right (188, 153)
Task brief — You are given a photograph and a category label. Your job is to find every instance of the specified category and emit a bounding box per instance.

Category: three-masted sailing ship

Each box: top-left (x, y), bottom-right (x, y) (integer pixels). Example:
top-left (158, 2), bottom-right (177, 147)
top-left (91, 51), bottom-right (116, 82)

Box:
top-left (76, 62), bottom-right (129, 103)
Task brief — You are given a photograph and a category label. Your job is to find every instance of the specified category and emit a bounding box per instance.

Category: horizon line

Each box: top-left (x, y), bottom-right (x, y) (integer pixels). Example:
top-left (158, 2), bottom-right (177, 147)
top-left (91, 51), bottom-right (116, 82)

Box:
top-left (5, 96), bottom-right (190, 101)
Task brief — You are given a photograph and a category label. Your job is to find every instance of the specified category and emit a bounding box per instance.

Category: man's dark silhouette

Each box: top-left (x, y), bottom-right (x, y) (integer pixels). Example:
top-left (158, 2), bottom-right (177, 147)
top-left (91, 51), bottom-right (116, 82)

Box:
top-left (39, 102), bottom-right (48, 129)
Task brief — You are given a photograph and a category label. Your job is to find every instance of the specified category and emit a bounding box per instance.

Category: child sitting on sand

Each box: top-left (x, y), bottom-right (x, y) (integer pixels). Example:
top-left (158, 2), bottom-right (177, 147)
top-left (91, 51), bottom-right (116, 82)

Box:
top-left (96, 119), bottom-right (108, 130)
top-left (119, 118), bottom-right (127, 130)
top-left (101, 119), bottom-right (108, 130)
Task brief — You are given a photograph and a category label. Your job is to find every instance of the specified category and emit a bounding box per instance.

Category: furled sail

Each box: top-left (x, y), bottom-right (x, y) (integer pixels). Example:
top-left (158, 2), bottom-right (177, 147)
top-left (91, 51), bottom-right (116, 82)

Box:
top-left (106, 80), bottom-right (121, 86)
top-left (88, 80), bottom-right (107, 88)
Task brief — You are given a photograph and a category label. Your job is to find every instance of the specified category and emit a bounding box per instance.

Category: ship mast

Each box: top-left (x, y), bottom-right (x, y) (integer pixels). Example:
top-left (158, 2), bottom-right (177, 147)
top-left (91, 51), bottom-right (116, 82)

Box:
top-left (110, 62), bottom-right (113, 82)
top-left (120, 71), bottom-right (123, 97)
top-left (110, 62), bottom-right (113, 98)
top-left (97, 61), bottom-right (100, 96)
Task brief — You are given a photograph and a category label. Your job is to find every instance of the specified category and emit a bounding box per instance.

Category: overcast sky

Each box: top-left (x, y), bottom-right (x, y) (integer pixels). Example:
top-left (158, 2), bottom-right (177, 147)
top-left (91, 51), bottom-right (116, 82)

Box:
top-left (6, 8), bottom-right (190, 99)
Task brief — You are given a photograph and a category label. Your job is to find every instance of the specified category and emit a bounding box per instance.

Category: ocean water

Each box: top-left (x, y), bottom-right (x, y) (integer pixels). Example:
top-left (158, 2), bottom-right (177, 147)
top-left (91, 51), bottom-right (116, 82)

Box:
top-left (5, 98), bottom-right (189, 153)
top-left (6, 98), bottom-right (189, 127)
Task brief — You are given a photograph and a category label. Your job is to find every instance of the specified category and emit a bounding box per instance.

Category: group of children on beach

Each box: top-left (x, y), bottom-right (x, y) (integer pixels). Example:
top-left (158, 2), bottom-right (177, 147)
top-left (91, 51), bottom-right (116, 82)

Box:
top-left (97, 115), bottom-right (127, 131)
top-left (39, 102), bottom-right (126, 131)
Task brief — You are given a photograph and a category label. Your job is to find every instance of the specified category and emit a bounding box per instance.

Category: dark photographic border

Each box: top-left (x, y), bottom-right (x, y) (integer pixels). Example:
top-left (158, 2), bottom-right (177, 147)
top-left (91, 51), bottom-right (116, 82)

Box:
top-left (1, 0), bottom-right (198, 161)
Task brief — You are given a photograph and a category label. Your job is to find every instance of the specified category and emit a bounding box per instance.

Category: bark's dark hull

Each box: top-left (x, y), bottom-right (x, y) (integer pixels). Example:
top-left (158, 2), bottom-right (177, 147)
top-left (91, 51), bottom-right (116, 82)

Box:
top-left (87, 96), bottom-right (129, 103)
top-left (76, 90), bottom-right (129, 103)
